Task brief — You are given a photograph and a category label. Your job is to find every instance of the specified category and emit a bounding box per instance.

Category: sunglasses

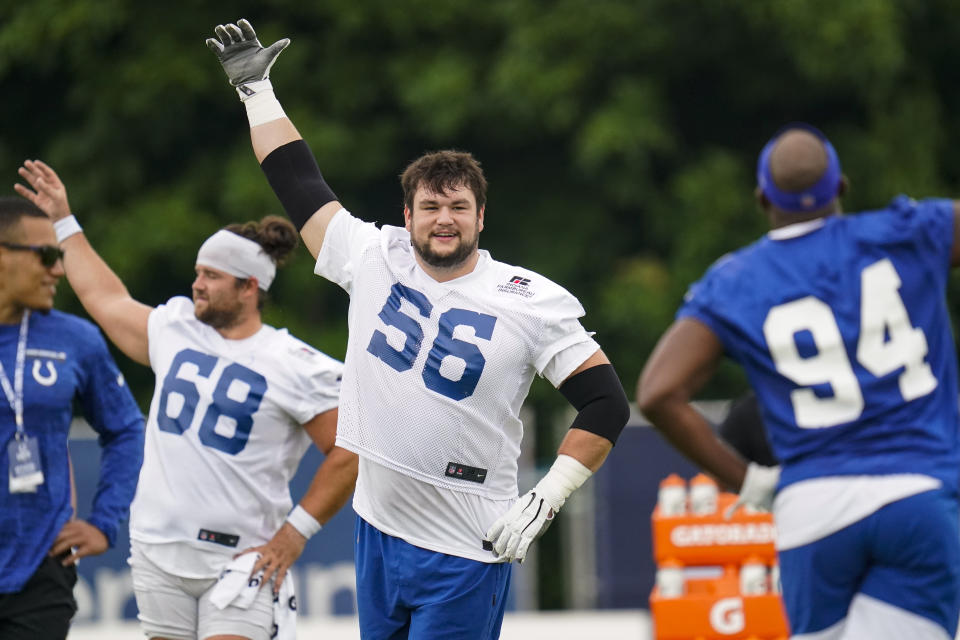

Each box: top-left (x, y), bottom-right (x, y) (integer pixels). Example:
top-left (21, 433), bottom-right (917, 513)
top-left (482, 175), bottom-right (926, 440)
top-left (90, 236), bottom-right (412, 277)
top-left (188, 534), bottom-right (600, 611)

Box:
top-left (0, 242), bottom-right (65, 268)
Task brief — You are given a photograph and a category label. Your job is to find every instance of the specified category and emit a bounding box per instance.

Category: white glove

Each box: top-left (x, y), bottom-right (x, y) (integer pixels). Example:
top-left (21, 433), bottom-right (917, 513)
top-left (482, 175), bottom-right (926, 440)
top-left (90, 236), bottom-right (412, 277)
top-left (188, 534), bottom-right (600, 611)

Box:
top-left (725, 462), bottom-right (780, 518)
top-left (485, 455), bottom-right (592, 562)
top-left (486, 489), bottom-right (557, 563)
top-left (206, 19), bottom-right (289, 93)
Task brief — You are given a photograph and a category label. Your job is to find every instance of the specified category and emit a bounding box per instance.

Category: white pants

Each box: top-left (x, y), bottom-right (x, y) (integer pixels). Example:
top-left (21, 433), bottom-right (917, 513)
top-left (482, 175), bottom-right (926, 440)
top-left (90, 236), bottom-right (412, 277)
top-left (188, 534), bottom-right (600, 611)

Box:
top-left (129, 542), bottom-right (275, 640)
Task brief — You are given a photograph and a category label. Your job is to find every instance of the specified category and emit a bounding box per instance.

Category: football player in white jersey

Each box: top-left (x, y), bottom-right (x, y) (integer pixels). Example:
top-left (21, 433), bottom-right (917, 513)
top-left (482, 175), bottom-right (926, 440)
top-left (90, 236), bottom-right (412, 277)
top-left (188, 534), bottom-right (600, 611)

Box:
top-left (15, 160), bottom-right (358, 640)
top-left (207, 20), bottom-right (631, 639)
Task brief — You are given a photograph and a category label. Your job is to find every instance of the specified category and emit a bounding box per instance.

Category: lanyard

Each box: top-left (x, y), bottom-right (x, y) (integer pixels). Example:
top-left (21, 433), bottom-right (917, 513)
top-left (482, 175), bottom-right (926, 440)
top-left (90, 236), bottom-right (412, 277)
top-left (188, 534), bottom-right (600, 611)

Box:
top-left (0, 310), bottom-right (29, 437)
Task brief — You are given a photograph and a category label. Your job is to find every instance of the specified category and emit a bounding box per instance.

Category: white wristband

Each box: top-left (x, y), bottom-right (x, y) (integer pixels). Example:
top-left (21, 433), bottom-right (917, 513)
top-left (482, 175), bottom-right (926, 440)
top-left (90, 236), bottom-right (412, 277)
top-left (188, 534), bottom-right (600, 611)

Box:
top-left (533, 454), bottom-right (593, 512)
top-left (239, 80), bottom-right (287, 128)
top-left (286, 505), bottom-right (322, 539)
top-left (54, 215), bottom-right (83, 244)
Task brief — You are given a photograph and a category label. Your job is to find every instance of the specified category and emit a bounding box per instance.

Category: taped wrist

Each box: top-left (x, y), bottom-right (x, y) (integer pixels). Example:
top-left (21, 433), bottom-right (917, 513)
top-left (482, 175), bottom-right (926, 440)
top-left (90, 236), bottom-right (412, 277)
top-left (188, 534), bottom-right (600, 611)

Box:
top-left (558, 363), bottom-right (630, 444)
top-left (240, 80), bottom-right (287, 127)
top-left (286, 505), bottom-right (322, 539)
top-left (534, 454), bottom-right (593, 511)
top-left (260, 140), bottom-right (338, 231)
top-left (54, 215), bottom-right (83, 243)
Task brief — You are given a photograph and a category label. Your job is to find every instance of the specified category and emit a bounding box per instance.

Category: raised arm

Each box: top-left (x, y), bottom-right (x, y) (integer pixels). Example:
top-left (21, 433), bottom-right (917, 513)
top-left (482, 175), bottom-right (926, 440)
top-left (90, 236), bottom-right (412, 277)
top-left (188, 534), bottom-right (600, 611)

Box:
top-left (207, 19), bottom-right (342, 259)
top-left (14, 160), bottom-right (152, 365)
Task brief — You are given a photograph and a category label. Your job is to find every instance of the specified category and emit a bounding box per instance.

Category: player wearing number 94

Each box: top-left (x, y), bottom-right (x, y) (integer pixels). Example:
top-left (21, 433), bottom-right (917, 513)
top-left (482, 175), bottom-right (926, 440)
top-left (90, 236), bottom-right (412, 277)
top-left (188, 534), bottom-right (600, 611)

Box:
top-left (14, 160), bottom-right (358, 640)
top-left (639, 124), bottom-right (960, 640)
top-left (207, 19), bottom-right (630, 640)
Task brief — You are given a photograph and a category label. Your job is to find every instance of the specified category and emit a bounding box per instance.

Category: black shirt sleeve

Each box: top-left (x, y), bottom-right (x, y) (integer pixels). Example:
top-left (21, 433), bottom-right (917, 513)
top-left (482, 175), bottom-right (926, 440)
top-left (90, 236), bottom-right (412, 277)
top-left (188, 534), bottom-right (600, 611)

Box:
top-left (717, 392), bottom-right (778, 467)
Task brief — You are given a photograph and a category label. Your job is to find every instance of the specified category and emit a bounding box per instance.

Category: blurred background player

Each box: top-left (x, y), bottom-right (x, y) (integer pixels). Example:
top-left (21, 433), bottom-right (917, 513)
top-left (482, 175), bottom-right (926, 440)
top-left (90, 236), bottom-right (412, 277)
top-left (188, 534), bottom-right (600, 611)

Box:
top-left (15, 160), bottom-right (357, 640)
top-left (638, 124), bottom-right (960, 639)
top-left (208, 19), bottom-right (630, 640)
top-left (0, 196), bottom-right (144, 640)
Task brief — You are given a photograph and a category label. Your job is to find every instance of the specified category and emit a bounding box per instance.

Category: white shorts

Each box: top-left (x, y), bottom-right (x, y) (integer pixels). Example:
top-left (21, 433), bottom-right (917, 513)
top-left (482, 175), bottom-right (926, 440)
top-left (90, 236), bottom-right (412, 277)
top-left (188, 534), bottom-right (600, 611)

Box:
top-left (129, 543), bottom-right (275, 640)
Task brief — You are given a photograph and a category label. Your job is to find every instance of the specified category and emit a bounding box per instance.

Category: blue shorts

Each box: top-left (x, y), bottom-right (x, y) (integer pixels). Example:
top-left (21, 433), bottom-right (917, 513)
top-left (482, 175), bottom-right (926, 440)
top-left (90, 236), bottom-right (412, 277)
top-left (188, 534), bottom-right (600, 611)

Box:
top-left (778, 488), bottom-right (960, 637)
top-left (354, 516), bottom-right (511, 640)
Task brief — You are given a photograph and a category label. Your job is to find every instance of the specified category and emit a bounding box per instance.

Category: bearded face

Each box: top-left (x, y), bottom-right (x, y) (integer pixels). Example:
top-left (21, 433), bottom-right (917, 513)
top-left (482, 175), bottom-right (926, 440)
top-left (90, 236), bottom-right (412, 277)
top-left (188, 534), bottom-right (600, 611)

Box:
top-left (405, 184), bottom-right (484, 272)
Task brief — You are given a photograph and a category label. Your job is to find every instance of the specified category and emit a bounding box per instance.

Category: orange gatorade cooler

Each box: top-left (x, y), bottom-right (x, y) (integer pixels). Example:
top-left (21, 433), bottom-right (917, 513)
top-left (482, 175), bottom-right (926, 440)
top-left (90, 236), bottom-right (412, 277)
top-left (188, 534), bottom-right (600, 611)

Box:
top-left (650, 475), bottom-right (789, 640)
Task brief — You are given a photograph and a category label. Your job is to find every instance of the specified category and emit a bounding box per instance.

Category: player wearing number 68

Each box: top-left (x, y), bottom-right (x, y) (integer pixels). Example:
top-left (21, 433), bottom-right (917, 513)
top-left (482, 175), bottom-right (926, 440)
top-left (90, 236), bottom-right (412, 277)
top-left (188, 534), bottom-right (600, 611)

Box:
top-left (638, 124), bottom-right (960, 640)
top-left (14, 160), bottom-right (358, 640)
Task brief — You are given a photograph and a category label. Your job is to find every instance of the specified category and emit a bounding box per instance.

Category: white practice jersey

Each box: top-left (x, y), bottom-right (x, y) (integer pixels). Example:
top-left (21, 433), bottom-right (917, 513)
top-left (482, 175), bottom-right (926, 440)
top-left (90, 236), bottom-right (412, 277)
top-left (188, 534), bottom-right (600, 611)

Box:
top-left (130, 297), bottom-right (342, 576)
top-left (315, 209), bottom-right (598, 558)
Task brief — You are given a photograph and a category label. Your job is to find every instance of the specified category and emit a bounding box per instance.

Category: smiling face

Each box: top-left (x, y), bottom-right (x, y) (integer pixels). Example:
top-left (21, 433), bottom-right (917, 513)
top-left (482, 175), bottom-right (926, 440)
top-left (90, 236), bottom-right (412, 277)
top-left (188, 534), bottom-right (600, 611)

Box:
top-left (191, 265), bottom-right (248, 330)
top-left (404, 183), bottom-right (485, 274)
top-left (0, 216), bottom-right (64, 316)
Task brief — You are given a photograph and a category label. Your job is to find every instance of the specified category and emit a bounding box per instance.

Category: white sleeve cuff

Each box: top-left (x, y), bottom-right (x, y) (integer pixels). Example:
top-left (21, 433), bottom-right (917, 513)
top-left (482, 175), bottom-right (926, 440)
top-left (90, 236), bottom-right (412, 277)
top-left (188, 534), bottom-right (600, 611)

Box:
top-left (286, 505), bottom-right (322, 539)
top-left (533, 454), bottom-right (593, 512)
top-left (240, 80), bottom-right (287, 128)
top-left (54, 215), bottom-right (83, 244)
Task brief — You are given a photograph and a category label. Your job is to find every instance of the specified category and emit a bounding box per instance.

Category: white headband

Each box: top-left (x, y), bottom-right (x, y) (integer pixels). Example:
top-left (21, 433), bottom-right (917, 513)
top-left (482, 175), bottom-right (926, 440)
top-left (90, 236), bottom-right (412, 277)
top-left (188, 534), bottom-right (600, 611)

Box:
top-left (196, 230), bottom-right (276, 290)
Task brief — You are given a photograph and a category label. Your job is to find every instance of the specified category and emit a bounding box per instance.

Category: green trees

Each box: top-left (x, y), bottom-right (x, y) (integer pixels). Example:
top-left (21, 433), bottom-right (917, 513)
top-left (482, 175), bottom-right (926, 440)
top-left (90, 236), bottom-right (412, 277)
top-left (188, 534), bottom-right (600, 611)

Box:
top-left (5, 0), bottom-right (960, 610)
top-left (4, 0), bottom-right (959, 443)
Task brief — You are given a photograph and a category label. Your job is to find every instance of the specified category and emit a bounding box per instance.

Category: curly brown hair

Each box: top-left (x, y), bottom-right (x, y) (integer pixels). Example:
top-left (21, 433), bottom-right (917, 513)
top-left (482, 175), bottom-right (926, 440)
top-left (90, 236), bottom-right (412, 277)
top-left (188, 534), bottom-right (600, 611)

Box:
top-left (223, 215), bottom-right (300, 308)
top-left (224, 215), bottom-right (299, 267)
top-left (400, 150), bottom-right (487, 211)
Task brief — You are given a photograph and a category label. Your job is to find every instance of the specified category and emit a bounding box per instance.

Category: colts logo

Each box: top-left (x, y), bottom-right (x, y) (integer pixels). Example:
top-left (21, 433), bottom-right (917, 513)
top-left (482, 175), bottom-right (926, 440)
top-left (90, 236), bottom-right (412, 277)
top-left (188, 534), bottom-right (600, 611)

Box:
top-left (32, 360), bottom-right (57, 386)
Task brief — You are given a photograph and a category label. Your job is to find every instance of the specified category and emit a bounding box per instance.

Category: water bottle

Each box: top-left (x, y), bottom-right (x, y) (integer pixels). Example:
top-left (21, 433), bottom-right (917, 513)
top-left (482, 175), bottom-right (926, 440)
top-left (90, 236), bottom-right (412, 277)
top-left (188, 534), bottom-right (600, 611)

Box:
top-left (656, 558), bottom-right (685, 597)
top-left (689, 473), bottom-right (718, 515)
top-left (739, 556), bottom-right (768, 595)
top-left (657, 474), bottom-right (687, 517)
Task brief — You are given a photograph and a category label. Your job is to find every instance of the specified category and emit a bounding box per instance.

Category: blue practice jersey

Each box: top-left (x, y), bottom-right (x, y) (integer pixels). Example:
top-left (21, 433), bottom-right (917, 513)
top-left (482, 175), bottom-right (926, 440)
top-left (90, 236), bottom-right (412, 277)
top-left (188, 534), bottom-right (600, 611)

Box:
top-left (679, 196), bottom-right (960, 490)
top-left (0, 311), bottom-right (144, 593)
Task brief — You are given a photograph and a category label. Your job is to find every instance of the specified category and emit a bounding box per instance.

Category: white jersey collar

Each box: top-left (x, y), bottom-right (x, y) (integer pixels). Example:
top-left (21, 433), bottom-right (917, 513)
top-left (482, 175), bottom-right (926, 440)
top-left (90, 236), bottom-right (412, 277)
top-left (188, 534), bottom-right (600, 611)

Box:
top-left (767, 217), bottom-right (830, 240)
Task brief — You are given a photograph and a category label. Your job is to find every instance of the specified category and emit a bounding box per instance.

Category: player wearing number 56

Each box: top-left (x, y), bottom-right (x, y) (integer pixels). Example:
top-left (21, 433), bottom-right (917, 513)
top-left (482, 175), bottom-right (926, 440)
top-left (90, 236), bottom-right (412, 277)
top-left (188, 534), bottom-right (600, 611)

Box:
top-left (15, 160), bottom-right (357, 640)
top-left (638, 124), bottom-right (960, 640)
top-left (208, 19), bottom-right (630, 640)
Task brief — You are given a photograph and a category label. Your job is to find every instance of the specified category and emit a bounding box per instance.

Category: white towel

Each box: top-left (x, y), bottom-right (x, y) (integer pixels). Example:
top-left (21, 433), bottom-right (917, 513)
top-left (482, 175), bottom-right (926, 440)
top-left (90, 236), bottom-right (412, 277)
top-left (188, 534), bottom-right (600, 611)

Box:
top-left (209, 551), bottom-right (297, 640)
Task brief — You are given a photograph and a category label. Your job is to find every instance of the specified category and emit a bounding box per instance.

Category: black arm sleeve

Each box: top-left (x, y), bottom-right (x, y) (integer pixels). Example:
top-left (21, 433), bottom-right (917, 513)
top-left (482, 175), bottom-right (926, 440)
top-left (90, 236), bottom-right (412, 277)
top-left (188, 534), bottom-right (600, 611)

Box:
top-left (260, 140), bottom-right (338, 230)
top-left (558, 364), bottom-right (631, 445)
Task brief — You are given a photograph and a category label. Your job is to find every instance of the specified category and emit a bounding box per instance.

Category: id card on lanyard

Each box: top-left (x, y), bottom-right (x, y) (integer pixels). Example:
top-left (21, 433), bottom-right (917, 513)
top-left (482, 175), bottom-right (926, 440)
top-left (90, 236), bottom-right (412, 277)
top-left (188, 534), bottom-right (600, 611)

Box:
top-left (3, 311), bottom-right (44, 493)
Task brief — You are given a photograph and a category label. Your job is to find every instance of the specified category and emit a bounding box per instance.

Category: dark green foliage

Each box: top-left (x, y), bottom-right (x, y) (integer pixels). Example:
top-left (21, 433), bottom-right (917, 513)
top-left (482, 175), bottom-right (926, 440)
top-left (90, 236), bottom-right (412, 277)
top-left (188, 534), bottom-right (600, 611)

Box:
top-left (4, 0), bottom-right (960, 605)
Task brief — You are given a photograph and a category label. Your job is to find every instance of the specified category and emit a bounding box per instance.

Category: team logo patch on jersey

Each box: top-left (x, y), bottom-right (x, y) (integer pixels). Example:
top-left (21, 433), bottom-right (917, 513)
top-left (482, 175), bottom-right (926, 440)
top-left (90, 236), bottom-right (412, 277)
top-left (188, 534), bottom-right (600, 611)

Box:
top-left (27, 350), bottom-right (65, 386)
top-left (32, 361), bottom-right (57, 386)
top-left (198, 528), bottom-right (239, 547)
top-left (497, 275), bottom-right (534, 298)
top-left (290, 346), bottom-right (317, 362)
top-left (445, 462), bottom-right (488, 484)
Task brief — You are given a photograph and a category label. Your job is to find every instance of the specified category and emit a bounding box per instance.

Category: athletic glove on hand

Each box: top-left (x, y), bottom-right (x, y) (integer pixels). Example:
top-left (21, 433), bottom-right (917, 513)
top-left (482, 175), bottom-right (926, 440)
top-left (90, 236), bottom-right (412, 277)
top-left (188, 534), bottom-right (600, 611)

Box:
top-left (486, 488), bottom-right (559, 563)
top-left (725, 462), bottom-right (780, 519)
top-left (206, 19), bottom-right (289, 90)
top-left (485, 454), bottom-right (592, 562)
